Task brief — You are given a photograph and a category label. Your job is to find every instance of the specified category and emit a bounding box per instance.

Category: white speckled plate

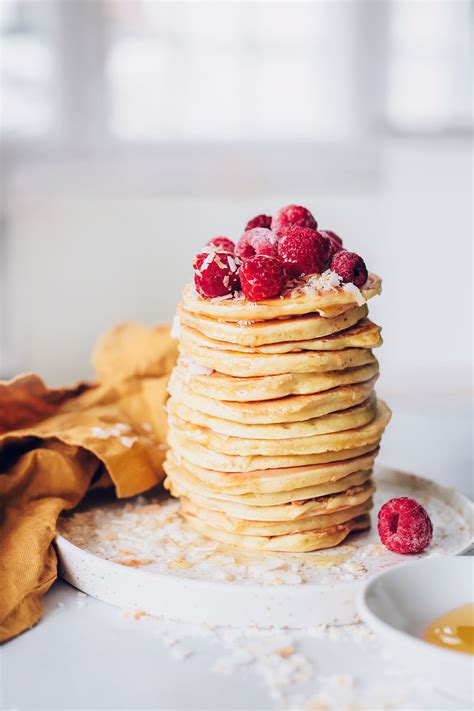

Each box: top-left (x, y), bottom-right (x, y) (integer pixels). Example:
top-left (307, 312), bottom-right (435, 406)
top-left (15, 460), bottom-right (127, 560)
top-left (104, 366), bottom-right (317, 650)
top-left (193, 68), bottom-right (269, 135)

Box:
top-left (55, 466), bottom-right (473, 628)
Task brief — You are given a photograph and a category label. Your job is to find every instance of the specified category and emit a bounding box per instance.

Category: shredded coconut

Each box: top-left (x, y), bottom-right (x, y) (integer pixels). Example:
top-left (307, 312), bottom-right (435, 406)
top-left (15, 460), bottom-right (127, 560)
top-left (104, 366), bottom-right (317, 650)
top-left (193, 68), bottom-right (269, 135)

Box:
top-left (342, 282), bottom-right (366, 306)
top-left (210, 293), bottom-right (234, 302)
top-left (180, 356), bottom-right (214, 381)
top-left (171, 313), bottom-right (181, 340)
top-left (200, 251), bottom-right (215, 272)
top-left (214, 254), bottom-right (228, 270)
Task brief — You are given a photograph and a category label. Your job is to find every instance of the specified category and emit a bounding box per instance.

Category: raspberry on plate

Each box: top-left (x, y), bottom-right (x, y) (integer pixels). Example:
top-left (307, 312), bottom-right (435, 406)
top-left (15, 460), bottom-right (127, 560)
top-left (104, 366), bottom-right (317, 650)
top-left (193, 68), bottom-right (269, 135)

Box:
top-left (193, 250), bottom-right (241, 299)
top-left (277, 226), bottom-right (329, 278)
top-left (378, 497), bottom-right (433, 554)
top-left (240, 255), bottom-right (285, 301)
top-left (244, 214), bottom-right (272, 231)
top-left (236, 227), bottom-right (278, 259)
top-left (320, 230), bottom-right (343, 260)
top-left (331, 250), bottom-right (368, 287)
top-left (271, 204), bottom-right (318, 236)
top-left (207, 236), bottom-right (235, 253)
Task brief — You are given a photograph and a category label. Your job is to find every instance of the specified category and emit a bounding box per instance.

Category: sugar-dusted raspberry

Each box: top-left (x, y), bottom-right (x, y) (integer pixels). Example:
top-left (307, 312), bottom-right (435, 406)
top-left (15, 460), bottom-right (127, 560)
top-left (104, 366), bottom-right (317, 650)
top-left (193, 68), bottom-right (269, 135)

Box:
top-left (240, 255), bottom-right (285, 301)
top-left (207, 236), bottom-right (235, 253)
top-left (378, 498), bottom-right (433, 554)
top-left (193, 250), bottom-right (241, 299)
top-left (330, 250), bottom-right (368, 287)
top-left (277, 226), bottom-right (329, 278)
top-left (244, 214), bottom-right (272, 231)
top-left (320, 230), bottom-right (343, 260)
top-left (236, 227), bottom-right (278, 259)
top-left (271, 204), bottom-right (317, 236)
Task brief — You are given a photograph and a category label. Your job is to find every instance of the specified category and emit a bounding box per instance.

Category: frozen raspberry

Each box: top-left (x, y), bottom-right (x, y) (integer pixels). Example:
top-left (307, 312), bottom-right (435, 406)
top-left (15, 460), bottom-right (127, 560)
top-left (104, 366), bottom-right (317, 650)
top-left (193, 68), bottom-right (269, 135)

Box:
top-left (193, 250), bottom-right (241, 299)
top-left (271, 204), bottom-right (317, 236)
top-left (330, 250), bottom-right (368, 287)
top-left (244, 214), bottom-right (272, 231)
top-left (277, 226), bottom-right (329, 277)
top-left (207, 236), bottom-right (235, 253)
top-left (236, 227), bottom-right (278, 259)
top-left (240, 255), bottom-right (285, 301)
top-left (320, 230), bottom-right (343, 260)
top-left (378, 498), bottom-right (433, 554)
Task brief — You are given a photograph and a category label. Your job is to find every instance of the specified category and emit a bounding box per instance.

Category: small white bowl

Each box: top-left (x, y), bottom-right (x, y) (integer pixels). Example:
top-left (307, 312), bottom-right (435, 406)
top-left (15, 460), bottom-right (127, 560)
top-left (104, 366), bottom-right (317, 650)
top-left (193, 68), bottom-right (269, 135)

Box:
top-left (358, 556), bottom-right (474, 703)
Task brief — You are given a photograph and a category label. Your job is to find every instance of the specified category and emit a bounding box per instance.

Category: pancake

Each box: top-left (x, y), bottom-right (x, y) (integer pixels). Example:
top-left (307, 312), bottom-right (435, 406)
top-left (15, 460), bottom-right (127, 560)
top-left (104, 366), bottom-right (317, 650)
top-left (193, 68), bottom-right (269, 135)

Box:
top-left (178, 303), bottom-right (368, 346)
top-left (178, 361), bottom-right (379, 402)
top-left (181, 273), bottom-right (381, 321)
top-left (163, 452), bottom-right (374, 501)
top-left (166, 474), bottom-right (374, 520)
top-left (168, 427), bottom-right (380, 473)
top-left (168, 374), bottom-right (377, 424)
top-left (183, 511), bottom-right (371, 552)
top-left (179, 341), bottom-right (376, 377)
top-left (165, 469), bottom-right (375, 521)
top-left (167, 450), bottom-right (379, 492)
top-left (181, 496), bottom-right (373, 535)
top-left (179, 319), bottom-right (382, 354)
top-left (168, 395), bottom-right (377, 439)
top-left (169, 399), bottom-right (391, 456)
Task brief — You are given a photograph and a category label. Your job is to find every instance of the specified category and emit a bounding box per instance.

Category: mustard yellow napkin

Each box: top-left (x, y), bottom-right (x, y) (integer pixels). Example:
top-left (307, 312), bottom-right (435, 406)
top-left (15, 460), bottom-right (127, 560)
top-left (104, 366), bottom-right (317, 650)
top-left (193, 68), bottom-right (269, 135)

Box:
top-left (0, 322), bottom-right (177, 642)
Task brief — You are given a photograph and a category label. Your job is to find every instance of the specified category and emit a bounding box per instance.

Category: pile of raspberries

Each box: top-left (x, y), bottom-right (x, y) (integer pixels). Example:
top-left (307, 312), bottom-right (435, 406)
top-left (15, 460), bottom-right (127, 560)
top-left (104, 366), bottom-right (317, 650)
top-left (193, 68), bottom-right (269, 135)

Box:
top-left (193, 204), bottom-right (368, 301)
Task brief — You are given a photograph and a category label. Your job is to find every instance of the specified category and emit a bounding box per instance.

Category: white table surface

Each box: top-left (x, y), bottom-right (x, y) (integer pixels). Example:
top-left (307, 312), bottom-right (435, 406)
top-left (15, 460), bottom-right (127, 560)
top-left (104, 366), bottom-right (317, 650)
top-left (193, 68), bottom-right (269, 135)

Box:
top-left (2, 393), bottom-right (472, 711)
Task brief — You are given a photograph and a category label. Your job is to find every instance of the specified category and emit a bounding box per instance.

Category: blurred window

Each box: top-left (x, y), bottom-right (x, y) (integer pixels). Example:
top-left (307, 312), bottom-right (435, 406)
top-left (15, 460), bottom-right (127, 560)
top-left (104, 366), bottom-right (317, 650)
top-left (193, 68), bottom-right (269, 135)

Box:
top-left (0, 0), bottom-right (471, 144)
top-left (106, 2), bottom-right (360, 141)
top-left (0, 0), bottom-right (56, 138)
top-left (387, 1), bottom-right (472, 132)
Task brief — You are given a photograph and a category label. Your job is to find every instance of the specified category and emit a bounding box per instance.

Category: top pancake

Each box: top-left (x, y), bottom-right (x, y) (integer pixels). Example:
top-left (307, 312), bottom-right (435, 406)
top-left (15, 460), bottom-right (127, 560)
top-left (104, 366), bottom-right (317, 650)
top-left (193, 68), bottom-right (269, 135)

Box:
top-left (181, 273), bottom-right (381, 321)
top-left (178, 303), bottom-right (368, 346)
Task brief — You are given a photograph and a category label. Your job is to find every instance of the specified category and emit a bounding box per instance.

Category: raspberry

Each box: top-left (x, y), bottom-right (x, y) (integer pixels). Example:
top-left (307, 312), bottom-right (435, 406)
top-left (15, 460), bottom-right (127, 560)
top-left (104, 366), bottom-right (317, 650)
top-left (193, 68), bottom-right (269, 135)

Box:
top-left (245, 214), bottom-right (272, 231)
top-left (378, 498), bottom-right (433, 554)
top-left (207, 236), bottom-right (235, 253)
top-left (277, 226), bottom-right (329, 277)
top-left (193, 250), bottom-right (241, 299)
top-left (330, 250), bottom-right (368, 287)
top-left (320, 230), bottom-right (343, 260)
top-left (240, 255), bottom-right (285, 301)
top-left (271, 204), bottom-right (317, 236)
top-left (236, 227), bottom-right (278, 259)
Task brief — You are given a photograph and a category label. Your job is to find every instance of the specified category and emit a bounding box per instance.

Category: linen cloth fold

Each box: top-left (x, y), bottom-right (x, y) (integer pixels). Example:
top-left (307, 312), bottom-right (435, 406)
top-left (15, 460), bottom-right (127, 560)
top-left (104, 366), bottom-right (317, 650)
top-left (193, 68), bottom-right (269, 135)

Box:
top-left (0, 322), bottom-right (177, 642)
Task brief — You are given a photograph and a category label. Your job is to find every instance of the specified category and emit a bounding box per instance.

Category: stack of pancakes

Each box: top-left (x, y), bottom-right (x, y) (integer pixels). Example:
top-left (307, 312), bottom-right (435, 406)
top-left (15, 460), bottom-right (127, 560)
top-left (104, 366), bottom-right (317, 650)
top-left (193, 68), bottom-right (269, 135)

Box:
top-left (164, 274), bottom-right (391, 552)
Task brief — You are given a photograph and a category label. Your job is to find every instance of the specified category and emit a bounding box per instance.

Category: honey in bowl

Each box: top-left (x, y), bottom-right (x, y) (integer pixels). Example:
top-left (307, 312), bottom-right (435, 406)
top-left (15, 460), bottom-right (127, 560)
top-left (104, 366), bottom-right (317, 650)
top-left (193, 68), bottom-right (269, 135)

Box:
top-left (423, 604), bottom-right (474, 655)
